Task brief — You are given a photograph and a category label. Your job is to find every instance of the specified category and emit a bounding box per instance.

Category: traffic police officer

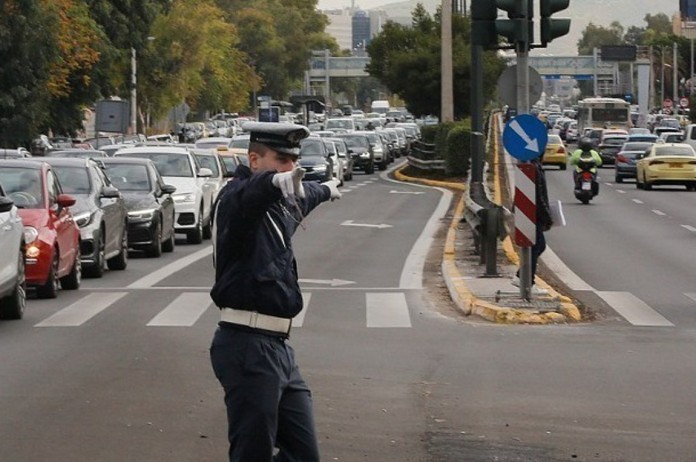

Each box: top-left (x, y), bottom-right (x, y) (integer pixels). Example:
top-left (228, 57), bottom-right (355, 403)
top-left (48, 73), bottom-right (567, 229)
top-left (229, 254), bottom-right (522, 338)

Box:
top-left (209, 121), bottom-right (341, 461)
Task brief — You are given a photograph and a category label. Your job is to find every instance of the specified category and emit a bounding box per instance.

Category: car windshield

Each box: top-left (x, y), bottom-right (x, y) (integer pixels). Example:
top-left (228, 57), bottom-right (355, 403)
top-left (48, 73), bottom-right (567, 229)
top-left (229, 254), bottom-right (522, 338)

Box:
top-left (339, 135), bottom-right (369, 149)
top-left (655, 146), bottom-right (696, 157)
top-left (119, 152), bottom-right (193, 177)
top-left (53, 166), bottom-right (91, 195)
top-left (300, 140), bottom-right (324, 157)
top-left (0, 167), bottom-right (43, 207)
top-left (196, 141), bottom-right (229, 150)
top-left (231, 137), bottom-right (250, 150)
top-left (103, 164), bottom-right (152, 191)
top-left (193, 154), bottom-right (219, 175)
top-left (547, 135), bottom-right (562, 144)
top-left (325, 119), bottom-right (354, 130)
top-left (603, 137), bottom-right (627, 146)
top-left (622, 143), bottom-right (653, 152)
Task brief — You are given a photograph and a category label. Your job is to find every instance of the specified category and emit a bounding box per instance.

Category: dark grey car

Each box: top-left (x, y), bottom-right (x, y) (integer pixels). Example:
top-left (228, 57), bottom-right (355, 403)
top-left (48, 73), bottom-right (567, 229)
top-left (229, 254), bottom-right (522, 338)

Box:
top-left (614, 142), bottom-right (655, 183)
top-left (100, 157), bottom-right (177, 258)
top-left (36, 157), bottom-right (129, 277)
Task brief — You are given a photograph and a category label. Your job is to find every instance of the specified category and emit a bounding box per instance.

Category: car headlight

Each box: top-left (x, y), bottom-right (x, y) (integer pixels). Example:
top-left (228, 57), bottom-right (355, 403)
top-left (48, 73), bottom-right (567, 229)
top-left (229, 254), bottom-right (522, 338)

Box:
top-left (173, 193), bottom-right (196, 204)
top-left (128, 208), bottom-right (156, 220)
top-left (73, 211), bottom-right (93, 228)
top-left (360, 152), bottom-right (370, 158)
top-left (23, 226), bottom-right (38, 244)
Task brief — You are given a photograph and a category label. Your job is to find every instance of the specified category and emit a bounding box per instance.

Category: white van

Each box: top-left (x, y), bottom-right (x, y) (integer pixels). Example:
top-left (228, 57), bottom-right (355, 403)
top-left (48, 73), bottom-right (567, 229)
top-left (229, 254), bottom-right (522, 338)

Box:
top-left (370, 100), bottom-right (390, 115)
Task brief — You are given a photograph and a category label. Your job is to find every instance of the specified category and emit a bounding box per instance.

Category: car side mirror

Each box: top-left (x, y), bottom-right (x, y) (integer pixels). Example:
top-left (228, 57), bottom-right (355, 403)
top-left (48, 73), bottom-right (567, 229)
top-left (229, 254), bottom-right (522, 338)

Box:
top-left (56, 194), bottom-right (76, 212)
top-left (198, 167), bottom-right (213, 177)
top-left (0, 196), bottom-right (14, 213)
top-left (101, 185), bottom-right (121, 199)
top-left (161, 184), bottom-right (177, 195)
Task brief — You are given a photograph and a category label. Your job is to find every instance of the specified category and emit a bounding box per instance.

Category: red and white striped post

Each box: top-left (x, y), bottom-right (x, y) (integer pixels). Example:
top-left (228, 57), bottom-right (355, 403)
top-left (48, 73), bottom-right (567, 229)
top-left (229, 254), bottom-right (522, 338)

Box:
top-left (514, 163), bottom-right (536, 247)
top-left (514, 162), bottom-right (536, 299)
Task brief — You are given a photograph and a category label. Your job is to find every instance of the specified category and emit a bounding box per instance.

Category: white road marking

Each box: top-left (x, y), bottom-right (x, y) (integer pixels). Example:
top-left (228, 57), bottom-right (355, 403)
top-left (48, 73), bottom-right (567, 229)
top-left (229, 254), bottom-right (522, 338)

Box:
top-left (652, 210), bottom-right (666, 216)
top-left (616, 190), bottom-right (626, 194)
top-left (36, 292), bottom-right (127, 327)
top-left (390, 190), bottom-right (426, 195)
top-left (147, 293), bottom-right (212, 326)
top-left (604, 182), bottom-right (612, 186)
top-left (540, 247), bottom-right (595, 291)
top-left (685, 293), bottom-right (696, 304)
top-left (292, 293), bottom-right (311, 327)
top-left (128, 246), bottom-right (213, 288)
top-left (682, 225), bottom-right (696, 232)
top-left (632, 199), bottom-right (644, 204)
top-left (340, 220), bottom-right (392, 229)
top-left (298, 278), bottom-right (355, 286)
top-left (366, 292), bottom-right (412, 327)
top-left (400, 187), bottom-right (452, 289)
top-left (596, 291), bottom-right (673, 327)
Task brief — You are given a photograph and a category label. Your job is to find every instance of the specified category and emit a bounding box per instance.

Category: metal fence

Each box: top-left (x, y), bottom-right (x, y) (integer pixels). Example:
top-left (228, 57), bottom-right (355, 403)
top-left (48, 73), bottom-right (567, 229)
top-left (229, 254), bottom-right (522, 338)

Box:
top-left (407, 140), bottom-right (445, 171)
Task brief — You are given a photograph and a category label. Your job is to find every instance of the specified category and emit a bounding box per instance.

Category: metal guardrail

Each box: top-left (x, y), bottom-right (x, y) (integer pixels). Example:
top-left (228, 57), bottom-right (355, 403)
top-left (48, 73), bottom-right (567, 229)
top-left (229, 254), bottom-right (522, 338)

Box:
top-left (407, 140), bottom-right (445, 171)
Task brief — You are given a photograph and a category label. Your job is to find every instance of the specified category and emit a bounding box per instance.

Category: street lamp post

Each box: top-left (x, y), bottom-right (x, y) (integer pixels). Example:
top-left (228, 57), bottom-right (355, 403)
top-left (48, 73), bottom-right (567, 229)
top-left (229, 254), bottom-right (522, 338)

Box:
top-left (131, 47), bottom-right (137, 135)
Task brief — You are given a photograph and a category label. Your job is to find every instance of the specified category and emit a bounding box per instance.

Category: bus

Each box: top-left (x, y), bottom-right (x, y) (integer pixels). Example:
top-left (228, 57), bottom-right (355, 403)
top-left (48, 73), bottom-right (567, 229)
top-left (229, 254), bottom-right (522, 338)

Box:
top-left (577, 97), bottom-right (631, 134)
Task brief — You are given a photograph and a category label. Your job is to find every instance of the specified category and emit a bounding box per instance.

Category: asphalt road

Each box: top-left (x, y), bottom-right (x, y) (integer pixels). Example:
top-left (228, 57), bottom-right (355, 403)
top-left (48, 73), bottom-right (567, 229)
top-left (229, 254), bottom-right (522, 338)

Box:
top-left (1, 164), bottom-right (695, 461)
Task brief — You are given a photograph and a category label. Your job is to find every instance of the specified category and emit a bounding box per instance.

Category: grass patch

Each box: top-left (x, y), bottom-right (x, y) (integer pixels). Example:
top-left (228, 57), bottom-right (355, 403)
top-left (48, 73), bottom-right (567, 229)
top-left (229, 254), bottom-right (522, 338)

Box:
top-left (400, 164), bottom-right (467, 185)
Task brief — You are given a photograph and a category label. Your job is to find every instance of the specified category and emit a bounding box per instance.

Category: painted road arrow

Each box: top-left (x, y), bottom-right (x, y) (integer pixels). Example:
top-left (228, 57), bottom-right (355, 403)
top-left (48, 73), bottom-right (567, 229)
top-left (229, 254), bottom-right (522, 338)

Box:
top-left (340, 220), bottom-right (393, 229)
top-left (390, 190), bottom-right (426, 195)
top-left (298, 278), bottom-right (355, 286)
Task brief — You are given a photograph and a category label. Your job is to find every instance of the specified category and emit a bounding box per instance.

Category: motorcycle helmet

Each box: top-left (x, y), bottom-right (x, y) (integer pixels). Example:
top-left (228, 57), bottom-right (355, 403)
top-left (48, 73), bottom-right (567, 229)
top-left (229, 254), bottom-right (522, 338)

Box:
top-left (579, 137), bottom-right (593, 151)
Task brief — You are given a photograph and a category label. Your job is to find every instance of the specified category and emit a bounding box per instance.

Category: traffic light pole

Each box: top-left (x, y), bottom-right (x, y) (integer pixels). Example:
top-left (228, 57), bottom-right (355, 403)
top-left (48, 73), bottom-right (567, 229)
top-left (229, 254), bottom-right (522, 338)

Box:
top-left (516, 0), bottom-right (532, 300)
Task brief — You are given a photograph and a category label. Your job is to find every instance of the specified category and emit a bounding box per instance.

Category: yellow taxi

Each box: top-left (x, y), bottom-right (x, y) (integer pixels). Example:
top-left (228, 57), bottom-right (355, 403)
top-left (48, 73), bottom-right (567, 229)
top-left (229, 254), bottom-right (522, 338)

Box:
top-left (636, 143), bottom-right (696, 191)
top-left (542, 134), bottom-right (568, 170)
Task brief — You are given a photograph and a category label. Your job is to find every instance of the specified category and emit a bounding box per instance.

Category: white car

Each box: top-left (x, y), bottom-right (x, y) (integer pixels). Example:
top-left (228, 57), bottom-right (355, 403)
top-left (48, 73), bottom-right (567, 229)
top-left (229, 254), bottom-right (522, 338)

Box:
top-left (322, 140), bottom-right (345, 186)
top-left (114, 147), bottom-right (214, 244)
top-left (0, 184), bottom-right (26, 320)
top-left (190, 149), bottom-right (228, 203)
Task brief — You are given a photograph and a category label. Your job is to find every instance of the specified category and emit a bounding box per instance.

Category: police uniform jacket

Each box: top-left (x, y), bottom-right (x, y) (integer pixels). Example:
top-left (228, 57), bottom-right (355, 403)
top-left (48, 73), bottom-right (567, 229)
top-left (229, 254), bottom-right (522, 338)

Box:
top-left (211, 164), bottom-right (331, 318)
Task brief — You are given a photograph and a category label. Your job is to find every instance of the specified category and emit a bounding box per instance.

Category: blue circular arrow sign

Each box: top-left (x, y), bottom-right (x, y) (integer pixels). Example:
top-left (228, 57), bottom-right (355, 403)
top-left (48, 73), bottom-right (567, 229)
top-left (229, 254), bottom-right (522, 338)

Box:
top-left (502, 114), bottom-right (548, 161)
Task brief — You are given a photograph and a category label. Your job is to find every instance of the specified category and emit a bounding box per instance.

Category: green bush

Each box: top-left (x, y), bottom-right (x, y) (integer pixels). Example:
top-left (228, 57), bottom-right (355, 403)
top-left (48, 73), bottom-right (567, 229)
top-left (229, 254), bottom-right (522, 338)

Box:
top-left (445, 121), bottom-right (471, 176)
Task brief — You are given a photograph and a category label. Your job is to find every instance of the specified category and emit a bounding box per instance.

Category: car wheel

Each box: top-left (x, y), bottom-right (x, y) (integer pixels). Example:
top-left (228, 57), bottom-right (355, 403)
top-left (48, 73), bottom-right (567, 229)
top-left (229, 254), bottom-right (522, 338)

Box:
top-left (36, 250), bottom-right (60, 299)
top-left (84, 232), bottom-right (105, 278)
top-left (615, 175), bottom-right (623, 183)
top-left (365, 162), bottom-right (375, 175)
top-left (560, 163), bottom-right (567, 171)
top-left (60, 247), bottom-right (81, 290)
top-left (146, 222), bottom-right (163, 257)
top-left (0, 248), bottom-right (26, 320)
top-left (107, 226), bottom-right (128, 270)
top-left (687, 183), bottom-right (696, 192)
top-left (187, 211), bottom-right (203, 244)
top-left (643, 174), bottom-right (652, 190)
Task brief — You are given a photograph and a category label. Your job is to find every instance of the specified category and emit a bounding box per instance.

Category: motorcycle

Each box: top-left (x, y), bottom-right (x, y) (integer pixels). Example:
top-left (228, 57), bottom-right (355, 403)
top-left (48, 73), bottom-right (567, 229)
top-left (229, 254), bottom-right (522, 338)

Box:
top-left (574, 158), bottom-right (599, 204)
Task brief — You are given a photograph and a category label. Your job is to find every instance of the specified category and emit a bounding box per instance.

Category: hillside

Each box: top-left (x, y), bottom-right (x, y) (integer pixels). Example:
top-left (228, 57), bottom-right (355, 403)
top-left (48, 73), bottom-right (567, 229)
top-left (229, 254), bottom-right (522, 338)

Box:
top-left (373, 0), bottom-right (677, 56)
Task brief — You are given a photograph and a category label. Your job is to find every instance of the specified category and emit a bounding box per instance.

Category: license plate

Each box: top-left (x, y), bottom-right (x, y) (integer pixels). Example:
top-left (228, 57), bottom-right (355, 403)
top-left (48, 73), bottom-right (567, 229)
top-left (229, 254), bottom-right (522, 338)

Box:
top-left (581, 182), bottom-right (592, 191)
top-left (669, 163), bottom-right (683, 168)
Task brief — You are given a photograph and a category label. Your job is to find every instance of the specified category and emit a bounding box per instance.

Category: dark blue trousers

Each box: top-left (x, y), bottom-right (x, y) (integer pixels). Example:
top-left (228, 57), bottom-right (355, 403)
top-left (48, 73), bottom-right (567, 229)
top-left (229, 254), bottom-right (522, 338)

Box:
top-left (210, 326), bottom-right (320, 462)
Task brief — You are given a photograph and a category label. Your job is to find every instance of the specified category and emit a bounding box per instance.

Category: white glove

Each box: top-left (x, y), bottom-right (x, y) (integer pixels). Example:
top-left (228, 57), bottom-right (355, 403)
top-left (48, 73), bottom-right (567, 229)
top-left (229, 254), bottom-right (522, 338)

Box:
top-left (322, 178), bottom-right (342, 201)
top-left (272, 167), bottom-right (306, 199)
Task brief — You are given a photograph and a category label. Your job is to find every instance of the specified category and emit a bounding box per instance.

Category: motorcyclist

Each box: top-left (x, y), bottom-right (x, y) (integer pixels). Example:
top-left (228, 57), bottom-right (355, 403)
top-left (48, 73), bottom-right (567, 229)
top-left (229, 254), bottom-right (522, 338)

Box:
top-left (570, 137), bottom-right (602, 192)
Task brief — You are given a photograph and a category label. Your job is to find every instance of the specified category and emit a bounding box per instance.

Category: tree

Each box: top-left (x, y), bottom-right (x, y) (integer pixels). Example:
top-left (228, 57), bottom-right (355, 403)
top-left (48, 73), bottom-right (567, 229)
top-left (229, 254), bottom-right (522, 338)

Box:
top-left (0, 0), bottom-right (57, 147)
top-left (576, 21), bottom-right (625, 56)
top-left (366, 4), bottom-right (505, 119)
top-left (139, 0), bottom-right (259, 122)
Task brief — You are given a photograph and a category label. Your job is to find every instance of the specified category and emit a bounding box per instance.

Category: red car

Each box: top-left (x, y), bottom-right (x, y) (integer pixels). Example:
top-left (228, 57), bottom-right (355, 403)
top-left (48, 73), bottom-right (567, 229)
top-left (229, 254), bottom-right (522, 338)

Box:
top-left (0, 160), bottom-right (81, 298)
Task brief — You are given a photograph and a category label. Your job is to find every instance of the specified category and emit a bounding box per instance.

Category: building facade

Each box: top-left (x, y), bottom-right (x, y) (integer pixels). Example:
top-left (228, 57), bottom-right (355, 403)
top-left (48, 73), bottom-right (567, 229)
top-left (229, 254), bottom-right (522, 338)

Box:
top-left (352, 10), bottom-right (371, 50)
top-left (324, 9), bottom-right (353, 51)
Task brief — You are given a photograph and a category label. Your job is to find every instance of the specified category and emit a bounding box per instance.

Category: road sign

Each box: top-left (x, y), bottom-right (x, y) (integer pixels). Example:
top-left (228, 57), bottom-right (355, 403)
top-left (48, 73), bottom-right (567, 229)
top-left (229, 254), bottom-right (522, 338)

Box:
top-left (680, 97), bottom-right (689, 108)
top-left (663, 98), bottom-right (673, 109)
top-left (514, 163), bottom-right (536, 247)
top-left (497, 65), bottom-right (543, 107)
top-left (502, 114), bottom-right (548, 161)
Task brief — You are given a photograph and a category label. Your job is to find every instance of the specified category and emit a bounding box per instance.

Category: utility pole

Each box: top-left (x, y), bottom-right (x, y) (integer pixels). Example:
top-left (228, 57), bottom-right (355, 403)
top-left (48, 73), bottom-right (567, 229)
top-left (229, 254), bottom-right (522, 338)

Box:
top-left (674, 41), bottom-right (679, 102)
top-left (441, 0), bottom-right (454, 122)
top-left (131, 47), bottom-right (137, 134)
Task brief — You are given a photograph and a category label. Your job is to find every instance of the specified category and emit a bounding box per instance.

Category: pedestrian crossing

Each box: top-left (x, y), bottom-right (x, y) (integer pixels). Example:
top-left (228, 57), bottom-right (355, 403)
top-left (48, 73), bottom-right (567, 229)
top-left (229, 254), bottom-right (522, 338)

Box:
top-left (32, 290), bottom-right (414, 329)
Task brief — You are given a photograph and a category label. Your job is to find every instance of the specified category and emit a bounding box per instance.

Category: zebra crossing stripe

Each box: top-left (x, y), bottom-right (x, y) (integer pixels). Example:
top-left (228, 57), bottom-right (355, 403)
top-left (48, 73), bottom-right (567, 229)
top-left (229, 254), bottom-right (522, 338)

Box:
top-left (35, 292), bottom-right (128, 327)
top-left (596, 291), bottom-right (673, 327)
top-left (366, 292), bottom-right (411, 327)
top-left (147, 293), bottom-right (212, 326)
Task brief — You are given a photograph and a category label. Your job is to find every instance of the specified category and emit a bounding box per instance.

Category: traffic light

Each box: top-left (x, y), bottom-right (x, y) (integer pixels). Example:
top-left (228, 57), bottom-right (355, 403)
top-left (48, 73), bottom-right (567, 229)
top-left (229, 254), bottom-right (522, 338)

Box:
top-left (470, 0), bottom-right (533, 49)
top-left (540, 0), bottom-right (571, 45)
top-left (496, 0), bottom-right (533, 46)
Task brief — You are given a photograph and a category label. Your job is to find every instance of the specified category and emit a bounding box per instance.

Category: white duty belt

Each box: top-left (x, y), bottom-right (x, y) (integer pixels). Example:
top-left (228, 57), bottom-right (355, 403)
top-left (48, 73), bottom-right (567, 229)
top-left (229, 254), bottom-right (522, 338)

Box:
top-left (220, 307), bottom-right (292, 334)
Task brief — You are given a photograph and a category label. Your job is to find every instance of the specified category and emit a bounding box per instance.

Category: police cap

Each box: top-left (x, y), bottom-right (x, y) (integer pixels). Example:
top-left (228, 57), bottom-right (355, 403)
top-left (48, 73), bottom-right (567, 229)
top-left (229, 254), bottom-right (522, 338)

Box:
top-left (242, 122), bottom-right (310, 157)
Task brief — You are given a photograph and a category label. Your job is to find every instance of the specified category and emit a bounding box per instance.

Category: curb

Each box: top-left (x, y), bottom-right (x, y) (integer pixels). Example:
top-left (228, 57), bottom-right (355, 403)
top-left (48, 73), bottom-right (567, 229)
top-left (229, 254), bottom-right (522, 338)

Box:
top-left (395, 163), bottom-right (582, 324)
